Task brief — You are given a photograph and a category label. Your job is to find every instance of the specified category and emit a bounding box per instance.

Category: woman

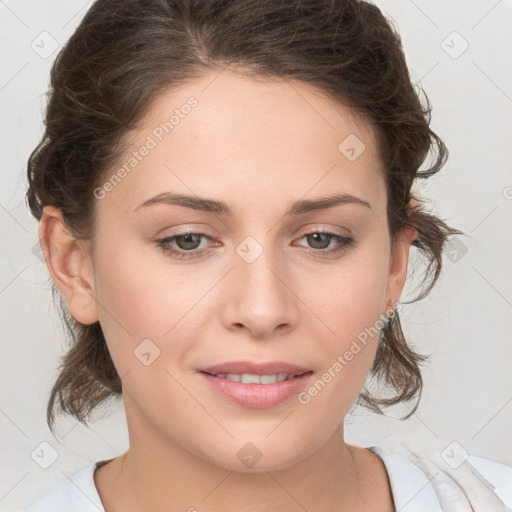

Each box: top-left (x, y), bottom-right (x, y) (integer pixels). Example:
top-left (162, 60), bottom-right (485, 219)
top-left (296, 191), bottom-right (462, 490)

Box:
top-left (23, 0), bottom-right (511, 510)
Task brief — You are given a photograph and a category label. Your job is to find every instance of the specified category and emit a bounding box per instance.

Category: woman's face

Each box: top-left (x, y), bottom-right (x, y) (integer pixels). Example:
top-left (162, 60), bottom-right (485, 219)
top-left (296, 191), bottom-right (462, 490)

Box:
top-left (60, 70), bottom-right (414, 471)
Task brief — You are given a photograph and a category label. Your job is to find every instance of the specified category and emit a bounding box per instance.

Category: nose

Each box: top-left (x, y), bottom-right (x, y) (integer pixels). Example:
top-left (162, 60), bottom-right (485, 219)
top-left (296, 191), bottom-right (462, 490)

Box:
top-left (219, 237), bottom-right (299, 340)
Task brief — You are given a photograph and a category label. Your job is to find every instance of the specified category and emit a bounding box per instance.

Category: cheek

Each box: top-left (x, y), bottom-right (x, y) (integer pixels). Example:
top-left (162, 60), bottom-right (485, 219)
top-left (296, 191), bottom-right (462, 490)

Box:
top-left (297, 274), bottom-right (388, 423)
top-left (92, 237), bottom-right (220, 385)
top-left (93, 221), bottom-right (390, 381)
top-left (93, 234), bottom-right (195, 333)
top-left (297, 241), bottom-right (390, 400)
top-left (304, 248), bottom-right (390, 340)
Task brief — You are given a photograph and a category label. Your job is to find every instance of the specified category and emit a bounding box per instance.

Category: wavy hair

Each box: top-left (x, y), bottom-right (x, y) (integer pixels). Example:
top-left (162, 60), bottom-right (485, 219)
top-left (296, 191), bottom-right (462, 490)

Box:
top-left (26, 0), bottom-right (463, 434)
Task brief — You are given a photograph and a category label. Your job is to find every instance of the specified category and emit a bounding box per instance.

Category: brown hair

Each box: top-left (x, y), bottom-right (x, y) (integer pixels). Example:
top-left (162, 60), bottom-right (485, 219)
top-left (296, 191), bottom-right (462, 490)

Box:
top-left (26, 0), bottom-right (463, 435)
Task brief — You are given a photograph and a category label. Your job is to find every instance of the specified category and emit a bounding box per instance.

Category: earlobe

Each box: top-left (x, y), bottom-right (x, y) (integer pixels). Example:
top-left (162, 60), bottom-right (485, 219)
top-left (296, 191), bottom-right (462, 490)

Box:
top-left (384, 225), bottom-right (417, 310)
top-left (38, 206), bottom-right (99, 325)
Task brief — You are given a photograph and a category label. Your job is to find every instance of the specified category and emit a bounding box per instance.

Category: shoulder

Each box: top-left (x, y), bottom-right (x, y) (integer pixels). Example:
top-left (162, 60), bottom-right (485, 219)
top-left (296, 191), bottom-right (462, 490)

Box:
top-left (369, 445), bottom-right (512, 512)
top-left (22, 461), bottom-right (105, 512)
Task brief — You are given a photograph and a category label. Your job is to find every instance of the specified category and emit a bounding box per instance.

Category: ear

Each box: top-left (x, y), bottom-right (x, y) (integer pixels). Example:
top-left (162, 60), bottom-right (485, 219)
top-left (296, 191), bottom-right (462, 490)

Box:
top-left (384, 224), bottom-right (417, 312)
top-left (38, 206), bottom-right (99, 324)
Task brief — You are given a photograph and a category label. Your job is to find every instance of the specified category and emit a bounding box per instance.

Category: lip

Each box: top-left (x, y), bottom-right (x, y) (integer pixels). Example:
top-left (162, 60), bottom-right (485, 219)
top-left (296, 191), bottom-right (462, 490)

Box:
top-left (198, 360), bottom-right (311, 376)
top-left (197, 360), bottom-right (314, 409)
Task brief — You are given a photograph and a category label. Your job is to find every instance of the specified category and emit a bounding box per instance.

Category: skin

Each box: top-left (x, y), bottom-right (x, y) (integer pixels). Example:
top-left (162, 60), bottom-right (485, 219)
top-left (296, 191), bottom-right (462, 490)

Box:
top-left (40, 69), bottom-right (416, 511)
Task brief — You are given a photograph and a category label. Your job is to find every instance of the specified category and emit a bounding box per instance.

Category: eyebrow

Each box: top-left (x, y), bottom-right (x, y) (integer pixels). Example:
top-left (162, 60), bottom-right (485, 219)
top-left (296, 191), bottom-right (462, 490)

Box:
top-left (133, 191), bottom-right (372, 216)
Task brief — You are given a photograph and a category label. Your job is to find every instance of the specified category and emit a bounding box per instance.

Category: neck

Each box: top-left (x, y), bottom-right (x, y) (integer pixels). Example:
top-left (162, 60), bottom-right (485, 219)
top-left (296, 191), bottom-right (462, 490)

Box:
top-left (95, 396), bottom-right (392, 512)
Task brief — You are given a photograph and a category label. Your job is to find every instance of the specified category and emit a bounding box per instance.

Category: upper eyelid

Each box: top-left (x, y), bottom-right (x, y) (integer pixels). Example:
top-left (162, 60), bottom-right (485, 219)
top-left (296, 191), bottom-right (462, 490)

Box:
top-left (156, 230), bottom-right (354, 261)
top-left (161, 227), bottom-right (351, 237)
top-left (161, 221), bottom-right (353, 236)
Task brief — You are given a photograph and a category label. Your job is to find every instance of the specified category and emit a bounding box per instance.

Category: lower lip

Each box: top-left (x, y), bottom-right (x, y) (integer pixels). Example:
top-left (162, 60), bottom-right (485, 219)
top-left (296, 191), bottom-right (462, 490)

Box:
top-left (199, 371), bottom-right (314, 409)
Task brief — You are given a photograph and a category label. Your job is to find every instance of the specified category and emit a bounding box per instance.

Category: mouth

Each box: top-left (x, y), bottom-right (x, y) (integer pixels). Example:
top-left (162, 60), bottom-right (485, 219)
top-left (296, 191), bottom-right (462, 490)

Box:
top-left (197, 361), bottom-right (314, 408)
top-left (197, 360), bottom-right (312, 377)
top-left (200, 370), bottom-right (312, 384)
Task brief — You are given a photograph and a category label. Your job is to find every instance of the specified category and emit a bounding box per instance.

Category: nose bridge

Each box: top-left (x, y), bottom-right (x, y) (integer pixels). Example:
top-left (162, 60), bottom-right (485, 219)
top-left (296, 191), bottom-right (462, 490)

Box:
top-left (226, 231), bottom-right (295, 329)
top-left (235, 232), bottom-right (285, 296)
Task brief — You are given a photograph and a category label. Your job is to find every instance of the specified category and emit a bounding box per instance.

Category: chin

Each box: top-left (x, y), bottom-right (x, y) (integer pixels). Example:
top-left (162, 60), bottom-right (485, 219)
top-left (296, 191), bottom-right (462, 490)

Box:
top-left (194, 433), bottom-right (320, 474)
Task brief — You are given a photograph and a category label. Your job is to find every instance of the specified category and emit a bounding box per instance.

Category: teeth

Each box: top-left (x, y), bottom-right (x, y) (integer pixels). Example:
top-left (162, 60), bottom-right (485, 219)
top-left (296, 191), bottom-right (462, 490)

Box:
top-left (260, 374), bottom-right (278, 384)
top-left (214, 373), bottom-right (298, 384)
top-left (241, 373), bottom-right (261, 384)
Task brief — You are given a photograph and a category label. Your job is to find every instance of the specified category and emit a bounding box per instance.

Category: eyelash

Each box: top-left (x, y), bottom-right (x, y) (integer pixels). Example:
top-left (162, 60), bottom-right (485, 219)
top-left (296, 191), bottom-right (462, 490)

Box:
top-left (155, 229), bottom-right (354, 260)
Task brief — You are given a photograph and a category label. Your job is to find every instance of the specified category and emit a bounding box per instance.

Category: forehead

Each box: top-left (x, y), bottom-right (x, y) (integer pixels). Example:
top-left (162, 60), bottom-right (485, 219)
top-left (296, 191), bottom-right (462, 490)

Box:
top-left (102, 69), bottom-right (385, 217)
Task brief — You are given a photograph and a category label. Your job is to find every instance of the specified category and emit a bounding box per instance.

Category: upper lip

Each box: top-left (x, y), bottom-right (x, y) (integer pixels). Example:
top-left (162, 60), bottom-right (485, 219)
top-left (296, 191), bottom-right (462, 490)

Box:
top-left (198, 360), bottom-right (312, 376)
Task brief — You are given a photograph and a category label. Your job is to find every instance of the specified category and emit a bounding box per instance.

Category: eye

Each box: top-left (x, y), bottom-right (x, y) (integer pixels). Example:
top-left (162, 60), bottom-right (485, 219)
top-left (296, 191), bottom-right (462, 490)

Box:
top-left (295, 229), bottom-right (354, 257)
top-left (155, 231), bottom-right (214, 260)
top-left (155, 229), bottom-right (354, 260)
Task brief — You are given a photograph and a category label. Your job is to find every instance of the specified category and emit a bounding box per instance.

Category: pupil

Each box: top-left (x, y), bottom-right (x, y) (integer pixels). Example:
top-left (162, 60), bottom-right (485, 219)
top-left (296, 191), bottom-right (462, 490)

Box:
top-left (309, 233), bottom-right (329, 249)
top-left (178, 234), bottom-right (200, 250)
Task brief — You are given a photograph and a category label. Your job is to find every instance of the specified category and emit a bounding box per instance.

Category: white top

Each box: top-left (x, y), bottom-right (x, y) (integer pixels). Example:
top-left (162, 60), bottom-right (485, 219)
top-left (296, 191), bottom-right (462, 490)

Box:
top-left (23, 446), bottom-right (512, 511)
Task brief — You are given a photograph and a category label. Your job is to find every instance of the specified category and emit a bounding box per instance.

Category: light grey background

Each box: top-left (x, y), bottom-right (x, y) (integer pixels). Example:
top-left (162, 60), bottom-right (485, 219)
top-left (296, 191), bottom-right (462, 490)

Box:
top-left (1, 1), bottom-right (511, 510)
